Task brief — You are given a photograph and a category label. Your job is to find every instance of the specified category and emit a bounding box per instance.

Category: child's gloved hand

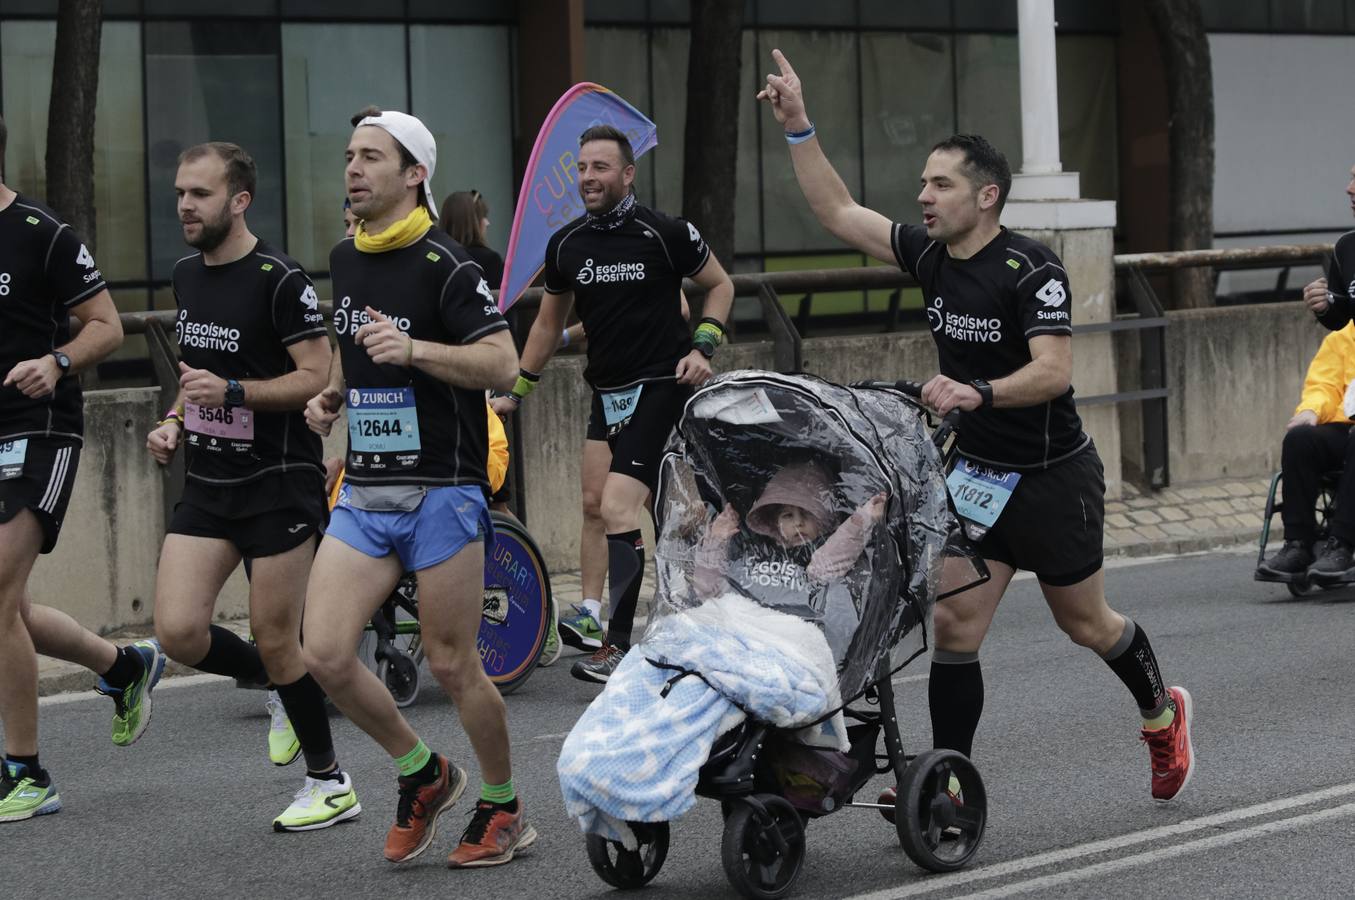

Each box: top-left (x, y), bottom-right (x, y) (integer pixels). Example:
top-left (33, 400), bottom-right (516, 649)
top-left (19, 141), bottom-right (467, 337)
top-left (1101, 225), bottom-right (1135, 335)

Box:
top-left (709, 503), bottom-right (741, 541)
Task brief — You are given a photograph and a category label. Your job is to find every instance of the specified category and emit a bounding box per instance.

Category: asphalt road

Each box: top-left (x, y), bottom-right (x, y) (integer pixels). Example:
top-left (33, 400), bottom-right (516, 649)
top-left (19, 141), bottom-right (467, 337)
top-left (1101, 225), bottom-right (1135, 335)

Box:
top-left (9, 549), bottom-right (1355, 899)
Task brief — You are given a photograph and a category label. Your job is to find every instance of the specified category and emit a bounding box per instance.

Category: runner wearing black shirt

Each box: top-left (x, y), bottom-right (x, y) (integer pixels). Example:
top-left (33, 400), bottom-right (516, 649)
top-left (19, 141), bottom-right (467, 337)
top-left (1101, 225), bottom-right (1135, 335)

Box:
top-left (758, 49), bottom-right (1194, 802)
top-left (0, 114), bottom-right (127, 820)
top-left (302, 108), bottom-right (532, 868)
top-left (1304, 164), bottom-right (1355, 330)
top-left (495, 124), bottom-right (735, 684)
top-left (143, 142), bottom-right (357, 832)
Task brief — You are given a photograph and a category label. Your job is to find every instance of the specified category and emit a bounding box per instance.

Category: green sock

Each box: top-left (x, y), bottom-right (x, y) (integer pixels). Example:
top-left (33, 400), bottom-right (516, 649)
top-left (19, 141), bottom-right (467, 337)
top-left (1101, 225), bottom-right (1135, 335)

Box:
top-left (394, 739), bottom-right (432, 777)
top-left (481, 778), bottom-right (515, 805)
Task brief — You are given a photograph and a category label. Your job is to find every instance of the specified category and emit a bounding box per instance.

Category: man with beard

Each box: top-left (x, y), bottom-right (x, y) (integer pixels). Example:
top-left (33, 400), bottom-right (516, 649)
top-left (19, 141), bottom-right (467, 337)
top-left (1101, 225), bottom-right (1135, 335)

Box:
top-left (143, 142), bottom-right (357, 831)
top-left (301, 108), bottom-right (531, 868)
top-left (758, 50), bottom-right (1194, 803)
top-left (493, 124), bottom-right (735, 684)
top-left (0, 114), bottom-right (130, 821)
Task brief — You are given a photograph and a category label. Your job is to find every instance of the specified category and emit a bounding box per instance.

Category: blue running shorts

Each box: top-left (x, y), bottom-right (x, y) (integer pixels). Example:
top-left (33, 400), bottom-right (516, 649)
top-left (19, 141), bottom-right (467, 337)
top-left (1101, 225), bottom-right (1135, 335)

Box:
top-left (327, 484), bottom-right (494, 572)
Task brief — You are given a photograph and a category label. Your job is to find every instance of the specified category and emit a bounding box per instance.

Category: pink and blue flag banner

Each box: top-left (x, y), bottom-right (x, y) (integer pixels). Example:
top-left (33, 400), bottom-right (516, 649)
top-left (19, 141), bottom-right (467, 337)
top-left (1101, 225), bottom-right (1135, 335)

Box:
top-left (498, 83), bottom-right (658, 311)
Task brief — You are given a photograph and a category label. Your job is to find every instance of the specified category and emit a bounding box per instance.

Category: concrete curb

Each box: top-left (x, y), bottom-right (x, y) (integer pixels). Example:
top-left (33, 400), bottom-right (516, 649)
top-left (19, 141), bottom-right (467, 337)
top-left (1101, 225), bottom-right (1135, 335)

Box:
top-left (1106, 531), bottom-right (1256, 560)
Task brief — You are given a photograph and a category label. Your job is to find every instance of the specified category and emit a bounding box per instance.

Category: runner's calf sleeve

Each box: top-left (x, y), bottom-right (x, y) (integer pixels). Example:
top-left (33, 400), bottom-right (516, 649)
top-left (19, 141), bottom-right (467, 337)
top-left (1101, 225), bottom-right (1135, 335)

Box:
top-left (274, 674), bottom-right (337, 772)
top-left (929, 651), bottom-right (984, 759)
top-left (1101, 618), bottom-right (1171, 717)
top-left (604, 530), bottom-right (645, 649)
top-left (193, 624), bottom-right (268, 684)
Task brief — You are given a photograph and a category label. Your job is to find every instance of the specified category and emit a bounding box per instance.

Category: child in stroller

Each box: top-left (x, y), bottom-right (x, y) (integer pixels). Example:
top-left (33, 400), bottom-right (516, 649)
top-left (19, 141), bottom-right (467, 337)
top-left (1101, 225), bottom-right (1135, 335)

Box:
top-left (559, 371), bottom-right (989, 900)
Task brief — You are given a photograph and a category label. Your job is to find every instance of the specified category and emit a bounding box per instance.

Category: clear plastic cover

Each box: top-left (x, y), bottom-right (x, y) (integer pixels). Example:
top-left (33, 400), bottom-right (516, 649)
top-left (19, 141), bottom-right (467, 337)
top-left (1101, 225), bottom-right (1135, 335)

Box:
top-left (645, 371), bottom-right (982, 707)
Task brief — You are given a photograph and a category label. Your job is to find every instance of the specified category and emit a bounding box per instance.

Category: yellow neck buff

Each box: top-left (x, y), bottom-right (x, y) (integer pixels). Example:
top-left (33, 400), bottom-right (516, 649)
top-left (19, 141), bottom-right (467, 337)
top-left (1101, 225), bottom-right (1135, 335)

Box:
top-left (355, 205), bottom-right (432, 253)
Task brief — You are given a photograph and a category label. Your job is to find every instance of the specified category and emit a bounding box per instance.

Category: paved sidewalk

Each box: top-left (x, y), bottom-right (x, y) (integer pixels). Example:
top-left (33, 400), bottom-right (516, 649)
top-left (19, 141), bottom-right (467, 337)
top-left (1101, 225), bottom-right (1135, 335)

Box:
top-left (38, 475), bottom-right (1273, 696)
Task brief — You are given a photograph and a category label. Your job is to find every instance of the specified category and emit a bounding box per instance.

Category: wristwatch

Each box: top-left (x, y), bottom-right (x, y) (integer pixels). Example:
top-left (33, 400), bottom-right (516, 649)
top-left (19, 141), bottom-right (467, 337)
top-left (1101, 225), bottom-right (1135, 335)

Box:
top-left (49, 350), bottom-right (71, 375)
top-left (969, 378), bottom-right (994, 408)
top-left (224, 378), bottom-right (246, 408)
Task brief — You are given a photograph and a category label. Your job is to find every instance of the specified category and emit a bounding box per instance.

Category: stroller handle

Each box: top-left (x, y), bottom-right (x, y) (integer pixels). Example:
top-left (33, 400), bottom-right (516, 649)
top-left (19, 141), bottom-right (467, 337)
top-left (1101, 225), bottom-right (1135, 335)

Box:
top-left (851, 379), bottom-right (962, 449)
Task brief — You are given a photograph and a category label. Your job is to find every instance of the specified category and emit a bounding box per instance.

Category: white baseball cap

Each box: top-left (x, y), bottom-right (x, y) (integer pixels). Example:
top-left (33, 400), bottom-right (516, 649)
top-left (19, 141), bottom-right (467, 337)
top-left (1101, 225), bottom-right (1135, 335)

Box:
top-left (356, 110), bottom-right (438, 220)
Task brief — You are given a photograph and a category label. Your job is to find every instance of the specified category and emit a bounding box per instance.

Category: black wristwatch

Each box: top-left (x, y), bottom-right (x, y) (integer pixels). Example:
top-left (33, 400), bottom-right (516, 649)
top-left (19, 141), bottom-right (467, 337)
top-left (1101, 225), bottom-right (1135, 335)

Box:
top-left (969, 378), bottom-right (994, 408)
top-left (49, 350), bottom-right (71, 375)
top-left (224, 378), bottom-right (246, 408)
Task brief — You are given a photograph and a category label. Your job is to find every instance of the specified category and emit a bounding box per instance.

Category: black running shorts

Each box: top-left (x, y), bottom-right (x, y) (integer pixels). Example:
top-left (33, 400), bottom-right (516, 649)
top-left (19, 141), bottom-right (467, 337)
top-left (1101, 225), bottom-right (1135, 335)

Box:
top-left (974, 444), bottom-right (1105, 586)
top-left (586, 379), bottom-right (692, 493)
top-left (0, 438), bottom-right (80, 554)
top-left (169, 470), bottom-right (327, 559)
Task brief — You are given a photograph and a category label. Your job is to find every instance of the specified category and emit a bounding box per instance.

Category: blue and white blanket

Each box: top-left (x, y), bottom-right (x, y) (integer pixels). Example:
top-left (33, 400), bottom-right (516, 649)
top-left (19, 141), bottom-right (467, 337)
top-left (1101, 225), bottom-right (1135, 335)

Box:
top-left (557, 593), bottom-right (845, 846)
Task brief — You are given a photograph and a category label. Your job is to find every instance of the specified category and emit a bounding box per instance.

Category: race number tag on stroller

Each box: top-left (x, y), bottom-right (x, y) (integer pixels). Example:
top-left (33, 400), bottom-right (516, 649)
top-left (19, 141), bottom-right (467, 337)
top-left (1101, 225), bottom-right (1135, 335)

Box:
top-left (0, 438), bottom-right (27, 480)
top-left (185, 402), bottom-right (255, 455)
top-left (946, 458), bottom-right (1021, 528)
top-left (602, 384), bottom-right (643, 434)
top-left (348, 387), bottom-right (421, 472)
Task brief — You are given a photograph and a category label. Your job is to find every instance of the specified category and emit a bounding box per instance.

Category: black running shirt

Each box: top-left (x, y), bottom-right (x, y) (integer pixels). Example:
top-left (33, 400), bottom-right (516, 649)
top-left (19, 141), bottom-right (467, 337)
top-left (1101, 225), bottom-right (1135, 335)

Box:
top-left (892, 223), bottom-right (1089, 470)
top-left (330, 228), bottom-right (509, 487)
top-left (172, 240), bottom-right (327, 485)
top-left (1316, 231), bottom-right (1355, 331)
top-left (543, 204), bottom-right (710, 389)
top-left (0, 195), bottom-right (107, 444)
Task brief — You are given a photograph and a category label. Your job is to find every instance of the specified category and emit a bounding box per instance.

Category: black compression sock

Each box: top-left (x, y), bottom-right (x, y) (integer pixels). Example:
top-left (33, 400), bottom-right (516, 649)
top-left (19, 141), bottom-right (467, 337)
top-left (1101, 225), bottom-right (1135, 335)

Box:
top-left (192, 625), bottom-right (267, 684)
top-left (929, 652), bottom-right (984, 759)
top-left (604, 530), bottom-right (645, 649)
top-left (1101, 618), bottom-right (1172, 716)
top-left (4, 754), bottom-right (47, 784)
top-left (274, 674), bottom-right (336, 772)
top-left (308, 768), bottom-right (345, 783)
top-left (100, 645), bottom-right (145, 689)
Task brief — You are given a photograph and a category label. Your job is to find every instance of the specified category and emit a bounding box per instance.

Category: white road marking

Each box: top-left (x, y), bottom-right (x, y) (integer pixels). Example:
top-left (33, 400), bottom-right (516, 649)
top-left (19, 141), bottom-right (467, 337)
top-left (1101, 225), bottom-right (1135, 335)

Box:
top-left (949, 801), bottom-right (1355, 900)
top-left (841, 780), bottom-right (1355, 900)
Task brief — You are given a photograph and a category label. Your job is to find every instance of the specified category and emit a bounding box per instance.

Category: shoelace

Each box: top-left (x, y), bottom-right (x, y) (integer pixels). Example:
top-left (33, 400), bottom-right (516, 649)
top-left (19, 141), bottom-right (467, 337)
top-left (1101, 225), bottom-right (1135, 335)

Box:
top-left (395, 779), bottom-right (428, 828)
top-left (96, 683), bottom-right (128, 717)
top-left (292, 778), bottom-right (324, 805)
top-left (587, 642), bottom-right (616, 663)
top-left (568, 604), bottom-right (595, 622)
top-left (1140, 725), bottom-right (1176, 769)
top-left (0, 773), bottom-right (18, 802)
top-left (460, 801), bottom-right (499, 845)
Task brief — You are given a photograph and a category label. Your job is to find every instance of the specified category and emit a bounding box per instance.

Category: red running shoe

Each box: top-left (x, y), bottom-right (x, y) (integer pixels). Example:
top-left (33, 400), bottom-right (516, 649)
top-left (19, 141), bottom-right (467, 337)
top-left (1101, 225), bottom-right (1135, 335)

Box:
top-left (383, 756), bottom-right (467, 863)
top-left (1142, 686), bottom-right (1195, 802)
top-left (446, 799), bottom-right (538, 868)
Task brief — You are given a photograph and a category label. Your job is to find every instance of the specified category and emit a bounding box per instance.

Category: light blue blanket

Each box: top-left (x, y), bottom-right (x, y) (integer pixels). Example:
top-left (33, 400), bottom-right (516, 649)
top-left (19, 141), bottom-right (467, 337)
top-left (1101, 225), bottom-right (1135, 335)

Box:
top-left (557, 593), bottom-right (843, 846)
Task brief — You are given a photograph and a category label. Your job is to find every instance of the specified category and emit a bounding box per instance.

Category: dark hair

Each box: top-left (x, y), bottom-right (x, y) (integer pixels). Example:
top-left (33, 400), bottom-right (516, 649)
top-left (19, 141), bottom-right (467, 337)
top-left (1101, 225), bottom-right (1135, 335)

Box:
top-left (178, 141), bottom-right (257, 201)
top-left (440, 190), bottom-right (488, 247)
top-left (350, 105), bottom-right (419, 170)
top-left (578, 124), bottom-right (635, 169)
top-left (931, 134), bottom-right (1012, 212)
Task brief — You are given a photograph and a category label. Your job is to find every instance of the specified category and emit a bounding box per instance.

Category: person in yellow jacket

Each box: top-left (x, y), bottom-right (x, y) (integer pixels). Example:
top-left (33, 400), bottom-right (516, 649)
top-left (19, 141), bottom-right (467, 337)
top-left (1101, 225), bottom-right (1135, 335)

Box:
top-left (1257, 322), bottom-right (1355, 582)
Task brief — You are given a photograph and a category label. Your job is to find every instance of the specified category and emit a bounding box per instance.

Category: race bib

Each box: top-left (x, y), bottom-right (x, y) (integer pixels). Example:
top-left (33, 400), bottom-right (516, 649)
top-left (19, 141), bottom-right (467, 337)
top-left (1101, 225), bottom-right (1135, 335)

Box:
top-left (601, 384), bottom-right (643, 433)
top-left (185, 402), bottom-right (255, 455)
top-left (347, 387), bottom-right (421, 472)
top-left (0, 438), bottom-right (27, 480)
top-left (946, 457), bottom-right (1021, 529)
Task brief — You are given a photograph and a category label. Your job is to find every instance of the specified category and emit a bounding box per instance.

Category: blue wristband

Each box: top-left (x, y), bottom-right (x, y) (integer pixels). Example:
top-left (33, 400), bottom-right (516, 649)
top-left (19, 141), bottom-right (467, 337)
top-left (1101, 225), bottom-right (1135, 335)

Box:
top-left (785, 122), bottom-right (816, 145)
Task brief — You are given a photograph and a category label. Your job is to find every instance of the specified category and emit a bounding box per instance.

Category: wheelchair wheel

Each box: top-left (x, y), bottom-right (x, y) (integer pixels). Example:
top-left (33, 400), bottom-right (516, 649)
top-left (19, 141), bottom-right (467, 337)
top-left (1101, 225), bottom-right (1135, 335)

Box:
top-left (377, 647), bottom-right (421, 708)
top-left (585, 821), bottom-right (669, 889)
top-left (896, 749), bottom-right (986, 873)
top-left (721, 795), bottom-right (806, 900)
top-left (480, 512), bottom-right (553, 695)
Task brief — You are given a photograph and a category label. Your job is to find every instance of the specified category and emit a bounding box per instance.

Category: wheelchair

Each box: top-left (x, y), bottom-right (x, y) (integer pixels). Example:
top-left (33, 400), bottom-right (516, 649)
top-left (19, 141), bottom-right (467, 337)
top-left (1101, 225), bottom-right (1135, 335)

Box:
top-left (1255, 469), bottom-right (1342, 597)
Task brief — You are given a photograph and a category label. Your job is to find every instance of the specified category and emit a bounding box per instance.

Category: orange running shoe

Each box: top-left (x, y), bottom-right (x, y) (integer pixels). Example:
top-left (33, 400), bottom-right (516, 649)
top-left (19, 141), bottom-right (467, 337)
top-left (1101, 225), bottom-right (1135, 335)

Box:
top-left (383, 756), bottom-right (467, 863)
top-left (446, 799), bottom-right (538, 868)
top-left (1142, 686), bottom-right (1195, 802)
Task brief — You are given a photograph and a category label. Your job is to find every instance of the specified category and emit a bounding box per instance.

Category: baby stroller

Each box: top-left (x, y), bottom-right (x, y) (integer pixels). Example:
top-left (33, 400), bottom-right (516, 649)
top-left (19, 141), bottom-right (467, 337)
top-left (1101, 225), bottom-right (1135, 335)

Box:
top-left (562, 371), bottom-right (989, 899)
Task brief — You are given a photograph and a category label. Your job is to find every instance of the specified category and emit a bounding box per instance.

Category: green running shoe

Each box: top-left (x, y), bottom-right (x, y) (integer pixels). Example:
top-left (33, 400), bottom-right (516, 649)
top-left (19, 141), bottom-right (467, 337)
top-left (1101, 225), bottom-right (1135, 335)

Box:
top-left (267, 691), bottom-right (301, 766)
top-left (558, 605), bottom-right (603, 651)
top-left (97, 638), bottom-right (167, 747)
top-left (272, 772), bottom-right (362, 832)
top-left (0, 762), bottom-right (61, 823)
top-left (538, 607), bottom-right (563, 668)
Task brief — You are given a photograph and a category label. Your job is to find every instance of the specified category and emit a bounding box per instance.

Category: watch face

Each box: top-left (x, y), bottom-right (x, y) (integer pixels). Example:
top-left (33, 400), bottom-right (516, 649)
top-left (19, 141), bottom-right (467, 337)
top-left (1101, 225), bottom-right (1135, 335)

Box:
top-left (53, 352), bottom-right (71, 371)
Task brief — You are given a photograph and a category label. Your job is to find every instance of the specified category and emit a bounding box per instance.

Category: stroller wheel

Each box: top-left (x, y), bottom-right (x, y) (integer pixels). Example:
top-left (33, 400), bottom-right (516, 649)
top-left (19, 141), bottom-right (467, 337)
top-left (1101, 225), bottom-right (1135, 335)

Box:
top-left (377, 652), bottom-right (420, 709)
top-left (585, 821), bottom-right (669, 889)
top-left (721, 794), bottom-right (806, 900)
top-left (896, 749), bottom-right (986, 873)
